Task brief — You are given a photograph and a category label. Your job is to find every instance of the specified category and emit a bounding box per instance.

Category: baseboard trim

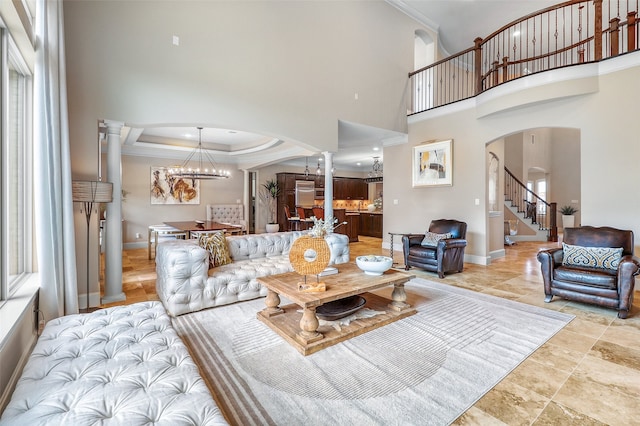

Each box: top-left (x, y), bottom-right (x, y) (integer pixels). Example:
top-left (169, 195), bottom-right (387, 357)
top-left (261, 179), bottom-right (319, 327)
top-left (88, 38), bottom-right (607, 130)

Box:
top-left (464, 254), bottom-right (491, 266)
top-left (490, 249), bottom-right (506, 260)
top-left (123, 241), bottom-right (147, 250)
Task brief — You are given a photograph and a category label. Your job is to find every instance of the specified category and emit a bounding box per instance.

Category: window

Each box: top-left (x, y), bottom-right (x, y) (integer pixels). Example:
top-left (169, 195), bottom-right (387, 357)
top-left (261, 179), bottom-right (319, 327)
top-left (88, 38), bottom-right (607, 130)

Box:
top-left (536, 179), bottom-right (547, 215)
top-left (1, 29), bottom-right (33, 301)
top-left (526, 181), bottom-right (533, 202)
top-left (488, 152), bottom-right (499, 212)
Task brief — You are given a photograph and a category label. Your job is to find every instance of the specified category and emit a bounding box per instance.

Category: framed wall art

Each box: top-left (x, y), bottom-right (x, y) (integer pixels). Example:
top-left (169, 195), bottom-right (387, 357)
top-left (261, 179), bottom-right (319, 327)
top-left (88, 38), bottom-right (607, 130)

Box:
top-left (150, 166), bottom-right (200, 205)
top-left (412, 139), bottom-right (453, 187)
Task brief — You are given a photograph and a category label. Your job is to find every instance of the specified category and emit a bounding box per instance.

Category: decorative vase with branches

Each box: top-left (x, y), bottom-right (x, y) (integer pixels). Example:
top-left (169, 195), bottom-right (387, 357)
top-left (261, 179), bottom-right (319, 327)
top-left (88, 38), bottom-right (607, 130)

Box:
top-left (259, 179), bottom-right (281, 225)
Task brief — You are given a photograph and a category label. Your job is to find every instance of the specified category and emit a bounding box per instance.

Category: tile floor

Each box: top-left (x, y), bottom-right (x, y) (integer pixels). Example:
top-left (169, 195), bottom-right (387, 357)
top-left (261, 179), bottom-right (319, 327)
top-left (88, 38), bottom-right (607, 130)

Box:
top-left (101, 236), bottom-right (640, 425)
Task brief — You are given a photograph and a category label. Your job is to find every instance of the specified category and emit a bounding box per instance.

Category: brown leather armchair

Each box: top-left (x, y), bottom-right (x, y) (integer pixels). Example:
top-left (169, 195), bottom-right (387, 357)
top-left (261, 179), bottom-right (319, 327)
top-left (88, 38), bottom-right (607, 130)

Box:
top-left (537, 226), bottom-right (640, 319)
top-left (402, 219), bottom-right (467, 278)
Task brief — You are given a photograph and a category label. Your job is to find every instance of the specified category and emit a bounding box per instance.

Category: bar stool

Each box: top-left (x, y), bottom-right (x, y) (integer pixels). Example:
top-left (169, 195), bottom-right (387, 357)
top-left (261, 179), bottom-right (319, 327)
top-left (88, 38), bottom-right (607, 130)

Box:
top-left (312, 207), bottom-right (324, 220)
top-left (148, 225), bottom-right (187, 260)
top-left (284, 205), bottom-right (300, 231)
top-left (296, 207), bottom-right (314, 230)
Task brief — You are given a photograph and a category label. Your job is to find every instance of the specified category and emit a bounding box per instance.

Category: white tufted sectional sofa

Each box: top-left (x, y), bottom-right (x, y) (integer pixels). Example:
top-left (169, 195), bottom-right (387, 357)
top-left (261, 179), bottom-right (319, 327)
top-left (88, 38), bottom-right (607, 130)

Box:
top-left (156, 231), bottom-right (350, 316)
top-left (0, 302), bottom-right (227, 425)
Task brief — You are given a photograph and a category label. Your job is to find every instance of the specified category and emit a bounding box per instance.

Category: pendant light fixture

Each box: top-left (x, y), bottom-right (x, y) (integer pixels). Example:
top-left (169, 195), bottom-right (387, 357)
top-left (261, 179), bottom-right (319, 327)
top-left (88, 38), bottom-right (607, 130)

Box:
top-left (304, 157), bottom-right (310, 177)
top-left (368, 156), bottom-right (382, 178)
top-left (168, 127), bottom-right (230, 179)
top-left (316, 158), bottom-right (322, 176)
top-left (364, 156), bottom-right (383, 183)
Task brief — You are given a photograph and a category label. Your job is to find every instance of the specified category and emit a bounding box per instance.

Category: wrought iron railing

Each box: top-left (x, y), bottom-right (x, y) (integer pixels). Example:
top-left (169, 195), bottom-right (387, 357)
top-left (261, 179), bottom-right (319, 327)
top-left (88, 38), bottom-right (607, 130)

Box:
top-left (504, 167), bottom-right (558, 241)
top-left (409, 0), bottom-right (639, 114)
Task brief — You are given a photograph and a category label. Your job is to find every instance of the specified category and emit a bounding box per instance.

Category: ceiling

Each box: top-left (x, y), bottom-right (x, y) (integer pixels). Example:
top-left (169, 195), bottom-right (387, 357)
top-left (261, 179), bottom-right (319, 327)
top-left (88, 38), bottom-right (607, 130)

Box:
top-left (119, 0), bottom-right (557, 173)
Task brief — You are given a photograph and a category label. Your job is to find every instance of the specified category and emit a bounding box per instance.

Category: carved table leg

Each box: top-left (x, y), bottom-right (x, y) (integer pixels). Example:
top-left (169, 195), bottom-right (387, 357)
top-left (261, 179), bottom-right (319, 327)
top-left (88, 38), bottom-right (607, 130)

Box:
top-left (389, 281), bottom-right (410, 312)
top-left (262, 289), bottom-right (283, 317)
top-left (297, 306), bottom-right (323, 344)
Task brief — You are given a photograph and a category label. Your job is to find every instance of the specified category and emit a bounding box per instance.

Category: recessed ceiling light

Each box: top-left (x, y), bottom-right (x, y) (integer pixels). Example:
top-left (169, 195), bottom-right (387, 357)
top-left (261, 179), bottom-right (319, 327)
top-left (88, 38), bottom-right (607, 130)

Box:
top-left (356, 162), bottom-right (361, 166)
top-left (228, 130), bottom-right (237, 134)
top-left (373, 147), bottom-right (379, 151)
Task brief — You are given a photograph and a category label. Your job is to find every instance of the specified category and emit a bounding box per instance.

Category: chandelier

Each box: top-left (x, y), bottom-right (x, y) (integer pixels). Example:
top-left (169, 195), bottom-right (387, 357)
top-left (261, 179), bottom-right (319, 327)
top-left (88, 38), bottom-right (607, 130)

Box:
top-left (168, 127), bottom-right (230, 179)
top-left (368, 156), bottom-right (383, 178)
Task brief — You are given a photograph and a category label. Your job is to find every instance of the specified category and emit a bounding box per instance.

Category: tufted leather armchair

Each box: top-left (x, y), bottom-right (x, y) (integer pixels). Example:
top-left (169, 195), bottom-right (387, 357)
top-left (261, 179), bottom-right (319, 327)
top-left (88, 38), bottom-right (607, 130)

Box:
top-left (402, 219), bottom-right (467, 278)
top-left (537, 226), bottom-right (640, 319)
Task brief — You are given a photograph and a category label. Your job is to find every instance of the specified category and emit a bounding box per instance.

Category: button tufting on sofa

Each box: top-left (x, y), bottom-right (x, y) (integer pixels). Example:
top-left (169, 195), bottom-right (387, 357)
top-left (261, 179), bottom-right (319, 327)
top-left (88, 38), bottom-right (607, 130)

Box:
top-left (156, 231), bottom-right (350, 316)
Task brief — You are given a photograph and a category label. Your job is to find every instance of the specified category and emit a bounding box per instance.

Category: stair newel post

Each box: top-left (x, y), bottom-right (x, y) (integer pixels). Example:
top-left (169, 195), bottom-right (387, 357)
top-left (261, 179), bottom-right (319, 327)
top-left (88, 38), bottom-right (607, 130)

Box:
top-left (610, 17), bottom-right (620, 56)
top-left (594, 0), bottom-right (603, 60)
top-left (501, 56), bottom-right (509, 84)
top-left (627, 11), bottom-right (636, 51)
top-left (474, 37), bottom-right (483, 95)
top-left (491, 61), bottom-right (500, 86)
top-left (549, 202), bottom-right (558, 242)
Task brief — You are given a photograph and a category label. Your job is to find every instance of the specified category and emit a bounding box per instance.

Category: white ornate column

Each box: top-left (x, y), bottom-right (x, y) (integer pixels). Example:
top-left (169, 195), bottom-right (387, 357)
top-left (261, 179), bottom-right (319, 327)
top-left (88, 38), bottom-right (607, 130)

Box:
top-left (102, 120), bottom-right (126, 304)
top-left (243, 169), bottom-right (250, 232)
top-left (323, 151), bottom-right (334, 220)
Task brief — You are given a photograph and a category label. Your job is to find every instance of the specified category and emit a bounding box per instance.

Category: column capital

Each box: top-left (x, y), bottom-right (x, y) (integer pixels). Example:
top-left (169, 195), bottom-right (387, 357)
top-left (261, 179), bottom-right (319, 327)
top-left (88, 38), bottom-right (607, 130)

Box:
top-left (102, 119), bottom-right (124, 135)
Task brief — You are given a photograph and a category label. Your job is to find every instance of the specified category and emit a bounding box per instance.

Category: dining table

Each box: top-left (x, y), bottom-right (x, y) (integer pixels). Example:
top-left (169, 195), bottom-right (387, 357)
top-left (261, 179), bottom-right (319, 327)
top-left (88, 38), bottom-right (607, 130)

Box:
top-left (163, 220), bottom-right (243, 239)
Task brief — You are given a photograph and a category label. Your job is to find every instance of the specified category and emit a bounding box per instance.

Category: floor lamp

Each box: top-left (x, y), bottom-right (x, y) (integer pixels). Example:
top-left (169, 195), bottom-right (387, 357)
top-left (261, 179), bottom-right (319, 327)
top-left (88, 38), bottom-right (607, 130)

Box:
top-left (72, 180), bottom-right (113, 312)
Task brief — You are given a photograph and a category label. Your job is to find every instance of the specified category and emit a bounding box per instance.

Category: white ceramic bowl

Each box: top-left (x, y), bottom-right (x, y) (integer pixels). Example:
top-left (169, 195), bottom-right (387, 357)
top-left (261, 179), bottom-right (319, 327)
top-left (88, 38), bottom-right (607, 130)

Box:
top-left (356, 255), bottom-right (393, 276)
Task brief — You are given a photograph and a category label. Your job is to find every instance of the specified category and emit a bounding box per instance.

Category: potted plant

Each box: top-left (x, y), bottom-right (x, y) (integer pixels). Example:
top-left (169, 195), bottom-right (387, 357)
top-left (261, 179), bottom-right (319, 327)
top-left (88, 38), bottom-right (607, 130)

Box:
top-left (260, 179), bottom-right (281, 233)
top-left (559, 205), bottom-right (578, 229)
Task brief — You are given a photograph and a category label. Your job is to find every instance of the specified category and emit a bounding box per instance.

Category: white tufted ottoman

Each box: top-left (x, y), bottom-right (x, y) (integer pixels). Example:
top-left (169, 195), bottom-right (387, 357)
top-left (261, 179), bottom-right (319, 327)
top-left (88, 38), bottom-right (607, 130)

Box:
top-left (0, 302), bottom-right (227, 425)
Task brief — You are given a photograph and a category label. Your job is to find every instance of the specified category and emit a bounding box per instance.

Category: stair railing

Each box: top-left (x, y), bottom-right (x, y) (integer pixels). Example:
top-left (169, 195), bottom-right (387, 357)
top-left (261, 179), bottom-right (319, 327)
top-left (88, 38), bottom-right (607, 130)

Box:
top-left (409, 0), bottom-right (640, 115)
top-left (504, 167), bottom-right (558, 241)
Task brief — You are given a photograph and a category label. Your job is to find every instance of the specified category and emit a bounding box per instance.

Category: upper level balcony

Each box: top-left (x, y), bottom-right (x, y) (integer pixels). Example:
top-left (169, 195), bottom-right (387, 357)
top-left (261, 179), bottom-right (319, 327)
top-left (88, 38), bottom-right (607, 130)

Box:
top-left (409, 0), bottom-right (640, 115)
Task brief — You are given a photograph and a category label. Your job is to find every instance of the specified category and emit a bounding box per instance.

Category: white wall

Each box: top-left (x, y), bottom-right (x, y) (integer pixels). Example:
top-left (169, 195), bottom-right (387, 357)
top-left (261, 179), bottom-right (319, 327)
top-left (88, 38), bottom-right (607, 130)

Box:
top-left (64, 0), bottom-right (422, 167)
top-left (63, 0), bottom-right (427, 286)
top-left (385, 55), bottom-right (640, 263)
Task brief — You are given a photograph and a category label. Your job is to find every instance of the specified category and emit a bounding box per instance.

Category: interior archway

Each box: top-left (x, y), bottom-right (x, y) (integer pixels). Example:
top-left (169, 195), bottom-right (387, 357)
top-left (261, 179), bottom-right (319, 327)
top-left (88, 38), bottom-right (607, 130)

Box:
top-left (485, 127), bottom-right (581, 259)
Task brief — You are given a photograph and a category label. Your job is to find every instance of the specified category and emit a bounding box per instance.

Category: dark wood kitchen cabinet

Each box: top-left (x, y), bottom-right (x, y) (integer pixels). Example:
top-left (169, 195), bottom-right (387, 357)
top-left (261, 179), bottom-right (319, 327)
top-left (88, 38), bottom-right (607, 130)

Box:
top-left (359, 213), bottom-right (383, 238)
top-left (333, 177), bottom-right (367, 200)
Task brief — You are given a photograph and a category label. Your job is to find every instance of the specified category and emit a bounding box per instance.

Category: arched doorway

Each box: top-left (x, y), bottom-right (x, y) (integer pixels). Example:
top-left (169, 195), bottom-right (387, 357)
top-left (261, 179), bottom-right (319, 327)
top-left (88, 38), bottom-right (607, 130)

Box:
top-left (486, 128), bottom-right (581, 258)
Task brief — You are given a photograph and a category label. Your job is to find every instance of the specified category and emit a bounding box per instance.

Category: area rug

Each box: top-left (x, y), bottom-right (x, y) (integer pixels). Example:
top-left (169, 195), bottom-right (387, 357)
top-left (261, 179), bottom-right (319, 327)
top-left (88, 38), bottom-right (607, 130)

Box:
top-left (172, 278), bottom-right (574, 426)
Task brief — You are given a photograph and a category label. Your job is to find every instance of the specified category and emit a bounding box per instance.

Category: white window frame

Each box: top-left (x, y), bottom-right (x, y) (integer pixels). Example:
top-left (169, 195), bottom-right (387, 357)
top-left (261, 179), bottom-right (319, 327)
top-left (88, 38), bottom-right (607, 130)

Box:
top-left (1, 27), bottom-right (33, 303)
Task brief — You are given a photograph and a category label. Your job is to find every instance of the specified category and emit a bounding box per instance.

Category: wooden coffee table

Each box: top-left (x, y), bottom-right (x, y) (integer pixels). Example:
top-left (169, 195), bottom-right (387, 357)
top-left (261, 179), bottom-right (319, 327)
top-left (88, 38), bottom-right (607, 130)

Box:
top-left (257, 263), bottom-right (416, 355)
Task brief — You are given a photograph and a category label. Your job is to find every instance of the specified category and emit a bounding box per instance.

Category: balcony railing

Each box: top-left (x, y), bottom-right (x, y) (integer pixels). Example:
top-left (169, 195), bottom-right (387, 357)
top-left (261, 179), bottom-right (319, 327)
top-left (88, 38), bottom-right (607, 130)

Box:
top-left (409, 0), bottom-right (639, 114)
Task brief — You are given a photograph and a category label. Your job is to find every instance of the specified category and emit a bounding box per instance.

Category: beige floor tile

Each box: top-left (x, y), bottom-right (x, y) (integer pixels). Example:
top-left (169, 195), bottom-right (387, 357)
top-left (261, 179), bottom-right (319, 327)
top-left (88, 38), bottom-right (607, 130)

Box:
top-left (507, 358), bottom-right (571, 399)
top-left (533, 401), bottom-right (607, 425)
top-left (572, 355), bottom-right (640, 397)
top-left (563, 316), bottom-right (609, 339)
top-left (599, 324), bottom-right (640, 351)
top-left (554, 375), bottom-right (640, 425)
top-left (546, 328), bottom-right (598, 353)
top-left (588, 340), bottom-right (640, 371)
top-left (527, 342), bottom-right (584, 373)
top-left (473, 380), bottom-right (549, 426)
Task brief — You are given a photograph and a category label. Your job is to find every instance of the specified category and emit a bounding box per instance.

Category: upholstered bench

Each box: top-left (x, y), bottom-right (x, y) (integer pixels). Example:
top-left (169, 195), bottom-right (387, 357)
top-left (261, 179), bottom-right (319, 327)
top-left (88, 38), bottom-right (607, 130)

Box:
top-left (0, 302), bottom-right (227, 425)
top-left (156, 231), bottom-right (350, 316)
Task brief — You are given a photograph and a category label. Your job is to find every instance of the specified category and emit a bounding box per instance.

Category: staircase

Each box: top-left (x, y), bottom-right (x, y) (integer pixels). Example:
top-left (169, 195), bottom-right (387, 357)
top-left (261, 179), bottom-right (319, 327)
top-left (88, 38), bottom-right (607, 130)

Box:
top-left (504, 167), bottom-right (558, 242)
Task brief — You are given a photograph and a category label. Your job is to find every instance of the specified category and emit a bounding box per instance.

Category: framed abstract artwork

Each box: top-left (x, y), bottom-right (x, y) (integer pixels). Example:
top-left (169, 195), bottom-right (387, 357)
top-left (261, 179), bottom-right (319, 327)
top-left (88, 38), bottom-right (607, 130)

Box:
top-left (150, 166), bottom-right (200, 205)
top-left (412, 140), bottom-right (453, 187)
